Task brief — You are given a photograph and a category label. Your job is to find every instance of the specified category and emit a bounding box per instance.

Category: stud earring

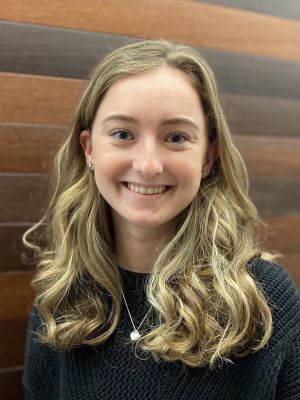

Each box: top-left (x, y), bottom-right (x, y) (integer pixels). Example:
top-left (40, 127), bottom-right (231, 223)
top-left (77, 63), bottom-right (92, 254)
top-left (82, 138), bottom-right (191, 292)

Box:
top-left (87, 161), bottom-right (94, 171)
top-left (202, 170), bottom-right (209, 177)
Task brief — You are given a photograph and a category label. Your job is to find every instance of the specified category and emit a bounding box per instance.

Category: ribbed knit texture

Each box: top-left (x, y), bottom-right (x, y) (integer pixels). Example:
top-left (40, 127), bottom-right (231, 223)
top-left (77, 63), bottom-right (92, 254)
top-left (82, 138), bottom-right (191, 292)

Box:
top-left (22, 258), bottom-right (300, 399)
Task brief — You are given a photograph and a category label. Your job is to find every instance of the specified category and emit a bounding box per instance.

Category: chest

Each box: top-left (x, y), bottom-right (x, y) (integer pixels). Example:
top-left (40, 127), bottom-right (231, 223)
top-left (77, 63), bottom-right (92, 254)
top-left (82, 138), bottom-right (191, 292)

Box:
top-left (56, 334), bottom-right (280, 400)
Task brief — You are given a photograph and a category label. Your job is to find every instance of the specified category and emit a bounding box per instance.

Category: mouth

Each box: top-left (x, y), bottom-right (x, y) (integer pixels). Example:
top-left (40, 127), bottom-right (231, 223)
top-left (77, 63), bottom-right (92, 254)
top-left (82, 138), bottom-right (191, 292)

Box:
top-left (122, 182), bottom-right (173, 198)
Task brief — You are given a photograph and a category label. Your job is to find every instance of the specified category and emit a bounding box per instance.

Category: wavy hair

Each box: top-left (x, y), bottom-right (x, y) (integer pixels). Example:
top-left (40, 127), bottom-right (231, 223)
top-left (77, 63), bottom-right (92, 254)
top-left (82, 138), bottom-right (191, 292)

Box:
top-left (22, 39), bottom-right (275, 370)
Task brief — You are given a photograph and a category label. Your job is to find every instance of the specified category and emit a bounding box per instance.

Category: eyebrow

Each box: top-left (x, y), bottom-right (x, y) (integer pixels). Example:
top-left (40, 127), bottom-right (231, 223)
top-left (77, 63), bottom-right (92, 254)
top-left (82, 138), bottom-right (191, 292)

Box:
top-left (101, 114), bottom-right (200, 131)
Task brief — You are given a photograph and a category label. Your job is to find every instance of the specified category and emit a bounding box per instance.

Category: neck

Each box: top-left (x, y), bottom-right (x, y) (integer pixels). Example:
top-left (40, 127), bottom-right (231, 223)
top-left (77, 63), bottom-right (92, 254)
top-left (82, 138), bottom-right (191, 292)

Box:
top-left (113, 221), bottom-right (173, 273)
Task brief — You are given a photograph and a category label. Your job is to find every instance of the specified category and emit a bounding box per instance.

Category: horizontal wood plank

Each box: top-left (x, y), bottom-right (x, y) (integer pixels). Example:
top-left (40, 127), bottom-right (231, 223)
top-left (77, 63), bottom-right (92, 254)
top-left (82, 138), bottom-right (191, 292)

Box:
top-left (220, 94), bottom-right (300, 137)
top-left (1, 74), bottom-right (300, 138)
top-left (264, 214), bottom-right (300, 289)
top-left (0, 0), bottom-right (299, 62)
top-left (0, 73), bottom-right (84, 125)
top-left (0, 318), bottom-right (28, 368)
top-left (0, 369), bottom-right (23, 399)
top-left (1, 21), bottom-right (300, 102)
top-left (0, 224), bottom-right (34, 272)
top-left (0, 124), bottom-right (68, 173)
top-left (0, 271), bottom-right (34, 320)
top-left (0, 21), bottom-right (137, 80)
top-left (249, 177), bottom-right (300, 217)
top-left (208, 52), bottom-right (300, 101)
top-left (0, 174), bottom-right (49, 222)
top-left (199, 0), bottom-right (300, 21)
top-left (262, 215), bottom-right (300, 255)
top-left (232, 134), bottom-right (300, 176)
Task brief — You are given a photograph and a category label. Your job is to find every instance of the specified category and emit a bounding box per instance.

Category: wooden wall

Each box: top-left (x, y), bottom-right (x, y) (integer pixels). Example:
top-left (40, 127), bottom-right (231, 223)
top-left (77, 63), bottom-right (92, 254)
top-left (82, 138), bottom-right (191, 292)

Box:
top-left (0, 1), bottom-right (300, 398)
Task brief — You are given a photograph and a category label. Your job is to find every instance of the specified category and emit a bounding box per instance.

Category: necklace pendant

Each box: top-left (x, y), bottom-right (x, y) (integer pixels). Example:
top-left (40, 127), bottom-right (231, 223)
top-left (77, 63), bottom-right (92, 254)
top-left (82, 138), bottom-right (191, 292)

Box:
top-left (130, 330), bottom-right (140, 341)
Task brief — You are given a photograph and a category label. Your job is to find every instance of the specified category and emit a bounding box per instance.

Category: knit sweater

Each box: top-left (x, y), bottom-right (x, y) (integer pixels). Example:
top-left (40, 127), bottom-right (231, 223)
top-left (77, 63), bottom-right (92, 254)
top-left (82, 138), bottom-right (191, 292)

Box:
top-left (22, 258), bottom-right (300, 400)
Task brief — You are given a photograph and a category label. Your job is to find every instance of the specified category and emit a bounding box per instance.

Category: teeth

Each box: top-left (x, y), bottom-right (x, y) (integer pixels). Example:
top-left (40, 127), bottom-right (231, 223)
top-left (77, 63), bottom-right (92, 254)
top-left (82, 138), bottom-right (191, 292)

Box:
top-left (126, 183), bottom-right (167, 195)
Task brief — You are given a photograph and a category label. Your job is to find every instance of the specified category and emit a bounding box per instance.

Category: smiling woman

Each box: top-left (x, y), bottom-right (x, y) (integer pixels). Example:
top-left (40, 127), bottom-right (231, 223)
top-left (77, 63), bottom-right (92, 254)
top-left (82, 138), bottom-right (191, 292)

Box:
top-left (21, 39), bottom-right (300, 400)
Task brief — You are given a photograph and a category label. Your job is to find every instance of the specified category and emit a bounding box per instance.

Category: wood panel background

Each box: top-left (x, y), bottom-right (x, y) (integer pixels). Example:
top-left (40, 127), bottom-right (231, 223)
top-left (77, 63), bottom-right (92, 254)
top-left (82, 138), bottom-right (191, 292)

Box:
top-left (0, 1), bottom-right (299, 398)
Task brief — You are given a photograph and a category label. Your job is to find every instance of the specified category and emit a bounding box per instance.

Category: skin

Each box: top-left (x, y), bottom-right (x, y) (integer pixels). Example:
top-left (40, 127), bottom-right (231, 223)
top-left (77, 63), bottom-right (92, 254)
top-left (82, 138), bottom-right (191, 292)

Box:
top-left (80, 65), bottom-right (218, 273)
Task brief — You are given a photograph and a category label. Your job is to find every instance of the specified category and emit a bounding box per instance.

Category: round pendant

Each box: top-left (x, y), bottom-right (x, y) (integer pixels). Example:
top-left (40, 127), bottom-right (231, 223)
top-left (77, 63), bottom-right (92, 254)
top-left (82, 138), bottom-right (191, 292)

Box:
top-left (130, 330), bottom-right (140, 341)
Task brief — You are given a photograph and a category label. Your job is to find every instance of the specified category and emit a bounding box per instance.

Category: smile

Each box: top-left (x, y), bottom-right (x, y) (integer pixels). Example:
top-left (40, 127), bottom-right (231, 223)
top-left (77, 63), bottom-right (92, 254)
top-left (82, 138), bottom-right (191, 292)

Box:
top-left (124, 182), bottom-right (170, 195)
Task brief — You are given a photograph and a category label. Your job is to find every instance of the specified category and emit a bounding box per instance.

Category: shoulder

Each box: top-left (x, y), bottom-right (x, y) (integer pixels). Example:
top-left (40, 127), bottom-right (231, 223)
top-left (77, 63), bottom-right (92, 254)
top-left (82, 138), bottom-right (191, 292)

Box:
top-left (28, 304), bottom-right (43, 331)
top-left (246, 256), bottom-right (299, 304)
top-left (24, 304), bottom-right (61, 364)
top-left (247, 257), bottom-right (300, 342)
top-left (23, 305), bottom-right (59, 397)
top-left (25, 304), bottom-right (52, 353)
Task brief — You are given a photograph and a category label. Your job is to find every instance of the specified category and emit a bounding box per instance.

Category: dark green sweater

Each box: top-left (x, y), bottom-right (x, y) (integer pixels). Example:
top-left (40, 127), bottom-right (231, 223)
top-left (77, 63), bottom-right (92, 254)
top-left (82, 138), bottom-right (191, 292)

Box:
top-left (22, 258), bottom-right (300, 399)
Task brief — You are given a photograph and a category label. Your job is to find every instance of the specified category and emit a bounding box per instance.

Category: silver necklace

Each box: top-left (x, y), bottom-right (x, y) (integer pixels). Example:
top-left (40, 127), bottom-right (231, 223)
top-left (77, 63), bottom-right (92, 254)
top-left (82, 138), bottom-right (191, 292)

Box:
top-left (121, 288), bottom-right (153, 341)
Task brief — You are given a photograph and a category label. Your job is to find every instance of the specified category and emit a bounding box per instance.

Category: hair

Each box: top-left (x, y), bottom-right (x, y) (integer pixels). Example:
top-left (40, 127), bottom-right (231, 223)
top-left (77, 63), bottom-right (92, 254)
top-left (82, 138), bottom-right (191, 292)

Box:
top-left (22, 38), bottom-right (276, 370)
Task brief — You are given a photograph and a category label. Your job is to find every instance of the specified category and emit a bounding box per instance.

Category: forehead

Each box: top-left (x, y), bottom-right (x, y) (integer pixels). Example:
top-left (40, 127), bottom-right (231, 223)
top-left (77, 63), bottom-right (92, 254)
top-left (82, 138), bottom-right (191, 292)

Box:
top-left (95, 65), bottom-right (204, 121)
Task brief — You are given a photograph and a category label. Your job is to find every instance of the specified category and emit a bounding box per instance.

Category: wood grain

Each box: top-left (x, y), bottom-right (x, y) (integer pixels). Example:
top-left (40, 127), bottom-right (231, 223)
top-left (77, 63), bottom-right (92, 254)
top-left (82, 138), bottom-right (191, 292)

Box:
top-left (0, 318), bottom-right (29, 368)
top-left (1, 74), bottom-right (300, 138)
top-left (264, 214), bottom-right (300, 289)
top-left (0, 123), bottom-right (68, 173)
top-left (263, 215), bottom-right (300, 254)
top-left (261, 213), bottom-right (300, 287)
top-left (0, 224), bottom-right (35, 272)
top-left (232, 134), bottom-right (300, 176)
top-left (221, 94), bottom-right (300, 137)
top-left (249, 177), bottom-right (300, 217)
top-left (206, 51), bottom-right (300, 101)
top-left (0, 0), bottom-right (299, 62)
top-left (0, 174), bottom-right (49, 222)
top-left (0, 271), bottom-right (34, 320)
top-left (0, 73), bottom-right (84, 125)
top-left (1, 21), bottom-right (300, 102)
top-left (198, 0), bottom-right (300, 21)
top-left (0, 21), bottom-right (137, 80)
top-left (0, 369), bottom-right (23, 400)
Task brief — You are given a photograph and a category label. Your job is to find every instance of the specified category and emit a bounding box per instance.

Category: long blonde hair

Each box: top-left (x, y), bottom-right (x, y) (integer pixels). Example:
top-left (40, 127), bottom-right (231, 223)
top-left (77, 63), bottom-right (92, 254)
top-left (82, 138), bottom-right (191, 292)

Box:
top-left (23, 39), bottom-right (275, 370)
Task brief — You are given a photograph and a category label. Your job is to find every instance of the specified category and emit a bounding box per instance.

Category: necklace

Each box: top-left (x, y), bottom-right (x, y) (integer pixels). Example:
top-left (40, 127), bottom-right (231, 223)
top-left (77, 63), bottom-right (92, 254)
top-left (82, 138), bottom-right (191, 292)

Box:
top-left (121, 288), bottom-right (153, 341)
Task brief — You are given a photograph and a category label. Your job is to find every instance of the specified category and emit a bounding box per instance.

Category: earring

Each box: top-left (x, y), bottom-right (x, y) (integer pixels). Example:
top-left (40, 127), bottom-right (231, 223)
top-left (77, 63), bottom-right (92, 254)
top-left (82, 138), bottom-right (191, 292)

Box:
top-left (202, 170), bottom-right (209, 177)
top-left (87, 161), bottom-right (94, 171)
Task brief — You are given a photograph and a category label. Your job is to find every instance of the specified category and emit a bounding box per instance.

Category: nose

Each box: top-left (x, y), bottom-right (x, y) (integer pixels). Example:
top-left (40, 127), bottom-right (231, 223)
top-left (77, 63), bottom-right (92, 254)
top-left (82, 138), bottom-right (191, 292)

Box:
top-left (132, 140), bottom-right (164, 178)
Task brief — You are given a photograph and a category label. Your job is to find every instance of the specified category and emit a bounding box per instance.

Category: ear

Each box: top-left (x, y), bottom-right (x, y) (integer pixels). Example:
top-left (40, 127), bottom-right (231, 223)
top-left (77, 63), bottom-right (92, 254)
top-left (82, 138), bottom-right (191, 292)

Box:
top-left (202, 139), bottom-right (219, 173)
top-left (79, 130), bottom-right (94, 162)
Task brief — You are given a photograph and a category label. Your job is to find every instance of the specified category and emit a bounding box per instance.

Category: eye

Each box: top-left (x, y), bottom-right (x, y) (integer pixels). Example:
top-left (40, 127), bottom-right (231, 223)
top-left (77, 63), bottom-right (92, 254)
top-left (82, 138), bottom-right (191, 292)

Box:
top-left (166, 133), bottom-right (189, 144)
top-left (111, 130), bottom-right (132, 141)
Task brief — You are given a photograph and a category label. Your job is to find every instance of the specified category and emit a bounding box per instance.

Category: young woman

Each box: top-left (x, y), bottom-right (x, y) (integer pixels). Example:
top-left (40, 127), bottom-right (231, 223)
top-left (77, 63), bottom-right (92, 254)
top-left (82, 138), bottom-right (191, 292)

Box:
top-left (22, 39), bottom-right (300, 399)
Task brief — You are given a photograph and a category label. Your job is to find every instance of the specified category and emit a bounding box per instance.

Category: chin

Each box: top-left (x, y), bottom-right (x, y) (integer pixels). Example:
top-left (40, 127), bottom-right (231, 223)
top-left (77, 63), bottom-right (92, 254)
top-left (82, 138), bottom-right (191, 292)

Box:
top-left (129, 218), bottom-right (169, 228)
top-left (116, 212), bottom-right (173, 228)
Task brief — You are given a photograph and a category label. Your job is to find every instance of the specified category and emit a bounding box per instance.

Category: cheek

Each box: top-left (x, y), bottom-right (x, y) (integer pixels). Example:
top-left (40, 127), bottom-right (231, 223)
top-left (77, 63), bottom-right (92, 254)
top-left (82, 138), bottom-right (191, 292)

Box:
top-left (173, 157), bottom-right (202, 182)
top-left (174, 158), bottom-right (203, 199)
top-left (93, 153), bottom-right (127, 197)
top-left (94, 148), bottom-right (120, 176)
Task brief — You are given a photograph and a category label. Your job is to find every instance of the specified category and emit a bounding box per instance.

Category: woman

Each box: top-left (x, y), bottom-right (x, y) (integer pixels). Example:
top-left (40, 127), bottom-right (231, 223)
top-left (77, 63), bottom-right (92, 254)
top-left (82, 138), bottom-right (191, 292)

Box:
top-left (22, 39), bottom-right (300, 399)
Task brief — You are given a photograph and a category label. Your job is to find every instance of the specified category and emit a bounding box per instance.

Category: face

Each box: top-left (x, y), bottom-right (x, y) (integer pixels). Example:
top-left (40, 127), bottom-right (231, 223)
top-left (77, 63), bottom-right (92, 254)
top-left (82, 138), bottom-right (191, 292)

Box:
top-left (80, 65), bottom-right (218, 234)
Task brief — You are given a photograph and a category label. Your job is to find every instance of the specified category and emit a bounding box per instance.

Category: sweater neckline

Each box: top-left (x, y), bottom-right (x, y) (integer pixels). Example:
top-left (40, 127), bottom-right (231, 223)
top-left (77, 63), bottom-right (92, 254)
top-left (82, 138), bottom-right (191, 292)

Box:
top-left (118, 265), bottom-right (151, 293)
top-left (118, 265), bottom-right (152, 275)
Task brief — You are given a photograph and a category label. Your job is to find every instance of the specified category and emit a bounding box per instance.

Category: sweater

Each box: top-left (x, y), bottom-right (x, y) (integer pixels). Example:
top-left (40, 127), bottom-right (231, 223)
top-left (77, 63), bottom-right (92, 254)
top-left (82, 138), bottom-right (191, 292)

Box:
top-left (22, 258), bottom-right (300, 399)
